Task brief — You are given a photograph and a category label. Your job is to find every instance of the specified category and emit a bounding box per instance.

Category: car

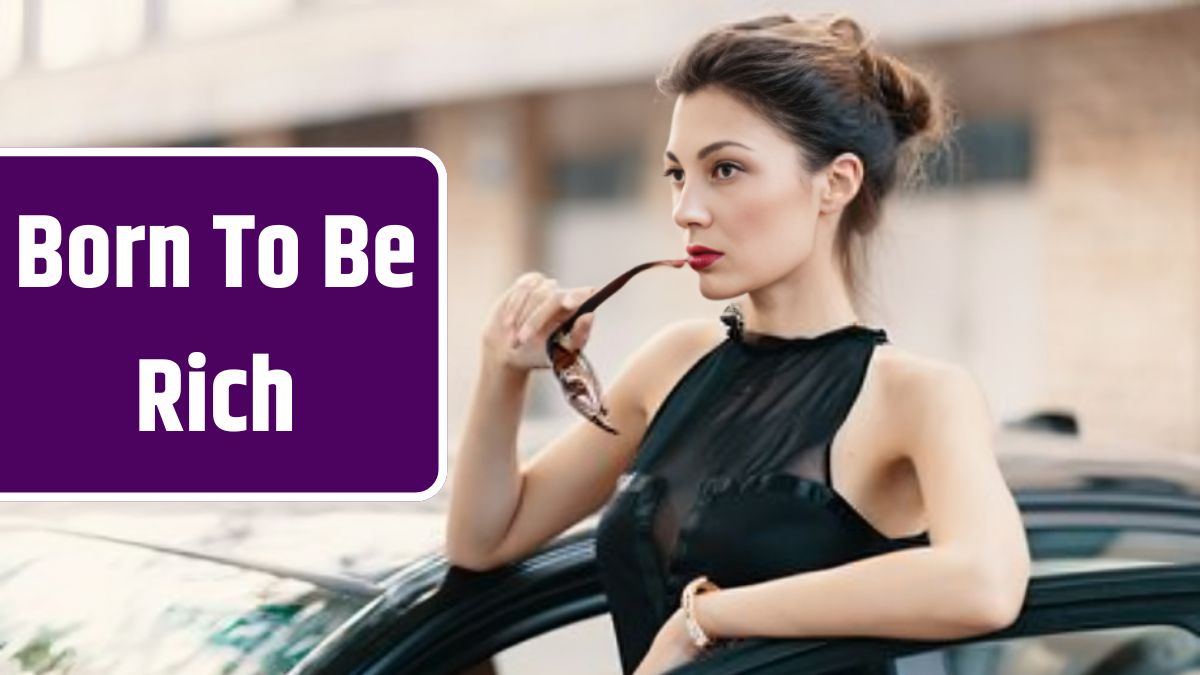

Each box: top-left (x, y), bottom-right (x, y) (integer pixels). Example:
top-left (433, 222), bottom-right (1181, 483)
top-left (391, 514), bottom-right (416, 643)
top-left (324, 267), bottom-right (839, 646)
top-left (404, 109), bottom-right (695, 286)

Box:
top-left (0, 508), bottom-right (445, 675)
top-left (1, 428), bottom-right (1198, 675)
top-left (290, 428), bottom-right (1200, 675)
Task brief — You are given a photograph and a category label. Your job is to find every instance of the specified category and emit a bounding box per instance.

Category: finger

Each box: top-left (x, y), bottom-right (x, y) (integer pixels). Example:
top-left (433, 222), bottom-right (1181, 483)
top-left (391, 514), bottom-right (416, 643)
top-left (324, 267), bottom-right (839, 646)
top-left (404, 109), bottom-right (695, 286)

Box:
top-left (511, 278), bottom-right (555, 341)
top-left (517, 285), bottom-right (574, 345)
top-left (572, 286), bottom-right (598, 308)
top-left (566, 312), bottom-right (594, 351)
top-left (504, 273), bottom-right (544, 330)
top-left (501, 288), bottom-right (521, 330)
top-left (513, 282), bottom-right (557, 346)
top-left (514, 271), bottom-right (542, 285)
top-left (521, 284), bottom-right (590, 346)
top-left (559, 288), bottom-right (597, 348)
top-left (552, 294), bottom-right (590, 350)
top-left (501, 291), bottom-right (521, 331)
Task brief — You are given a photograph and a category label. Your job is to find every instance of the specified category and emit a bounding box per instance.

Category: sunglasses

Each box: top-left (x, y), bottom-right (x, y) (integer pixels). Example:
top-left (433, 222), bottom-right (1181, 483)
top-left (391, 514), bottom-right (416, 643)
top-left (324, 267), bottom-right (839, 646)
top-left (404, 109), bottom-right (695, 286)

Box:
top-left (545, 259), bottom-right (687, 435)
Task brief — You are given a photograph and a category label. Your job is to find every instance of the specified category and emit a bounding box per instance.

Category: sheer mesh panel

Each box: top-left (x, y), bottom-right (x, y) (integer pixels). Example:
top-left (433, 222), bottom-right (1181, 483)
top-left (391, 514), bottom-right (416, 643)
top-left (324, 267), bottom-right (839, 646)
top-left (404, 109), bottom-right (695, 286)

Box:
top-left (631, 304), bottom-right (887, 575)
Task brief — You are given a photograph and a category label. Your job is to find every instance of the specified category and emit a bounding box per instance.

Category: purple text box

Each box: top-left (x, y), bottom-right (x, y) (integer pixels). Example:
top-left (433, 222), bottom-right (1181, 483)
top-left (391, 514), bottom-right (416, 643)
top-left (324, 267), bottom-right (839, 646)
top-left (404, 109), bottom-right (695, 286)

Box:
top-left (1, 148), bottom-right (445, 499)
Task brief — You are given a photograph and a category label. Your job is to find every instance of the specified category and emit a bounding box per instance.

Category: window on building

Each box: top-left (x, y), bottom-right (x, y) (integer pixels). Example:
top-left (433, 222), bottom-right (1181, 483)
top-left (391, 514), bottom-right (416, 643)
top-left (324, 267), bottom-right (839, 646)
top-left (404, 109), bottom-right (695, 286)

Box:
top-left (294, 111), bottom-right (414, 147)
top-left (549, 142), bottom-right (643, 202)
top-left (920, 115), bottom-right (1033, 188)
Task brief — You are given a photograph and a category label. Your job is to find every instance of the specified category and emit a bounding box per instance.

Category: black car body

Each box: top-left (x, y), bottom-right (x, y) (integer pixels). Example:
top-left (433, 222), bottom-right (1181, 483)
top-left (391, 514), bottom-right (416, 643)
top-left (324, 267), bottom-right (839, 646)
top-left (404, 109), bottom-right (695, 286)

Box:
top-left (292, 432), bottom-right (1200, 675)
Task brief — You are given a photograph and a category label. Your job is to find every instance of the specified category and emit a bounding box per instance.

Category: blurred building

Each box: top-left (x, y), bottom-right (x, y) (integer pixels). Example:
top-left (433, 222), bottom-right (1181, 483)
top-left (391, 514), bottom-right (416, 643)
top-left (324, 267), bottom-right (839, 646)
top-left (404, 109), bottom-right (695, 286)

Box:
top-left (2, 0), bottom-right (1196, 457)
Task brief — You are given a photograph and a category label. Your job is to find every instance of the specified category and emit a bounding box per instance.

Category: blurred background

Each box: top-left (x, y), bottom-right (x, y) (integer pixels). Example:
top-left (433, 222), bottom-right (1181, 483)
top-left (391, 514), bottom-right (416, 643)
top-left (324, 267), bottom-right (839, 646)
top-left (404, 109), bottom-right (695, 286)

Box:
top-left (0, 0), bottom-right (1197, 672)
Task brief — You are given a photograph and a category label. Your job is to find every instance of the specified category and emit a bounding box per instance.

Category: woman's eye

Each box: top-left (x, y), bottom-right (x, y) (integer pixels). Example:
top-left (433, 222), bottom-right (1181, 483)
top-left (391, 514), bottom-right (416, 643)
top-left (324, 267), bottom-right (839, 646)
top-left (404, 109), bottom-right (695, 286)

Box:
top-left (714, 162), bottom-right (740, 180)
top-left (662, 163), bottom-right (740, 184)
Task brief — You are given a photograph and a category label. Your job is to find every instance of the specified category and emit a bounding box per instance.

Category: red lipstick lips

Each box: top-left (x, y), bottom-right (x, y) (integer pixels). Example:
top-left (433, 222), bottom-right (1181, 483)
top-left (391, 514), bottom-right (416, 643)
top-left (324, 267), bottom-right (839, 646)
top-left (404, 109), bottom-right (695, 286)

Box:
top-left (686, 244), bottom-right (724, 271)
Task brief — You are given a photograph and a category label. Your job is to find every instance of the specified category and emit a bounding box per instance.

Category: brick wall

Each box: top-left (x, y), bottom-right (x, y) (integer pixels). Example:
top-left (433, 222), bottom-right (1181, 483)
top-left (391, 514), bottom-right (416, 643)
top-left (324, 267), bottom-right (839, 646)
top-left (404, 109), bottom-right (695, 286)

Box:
top-left (1034, 7), bottom-right (1199, 451)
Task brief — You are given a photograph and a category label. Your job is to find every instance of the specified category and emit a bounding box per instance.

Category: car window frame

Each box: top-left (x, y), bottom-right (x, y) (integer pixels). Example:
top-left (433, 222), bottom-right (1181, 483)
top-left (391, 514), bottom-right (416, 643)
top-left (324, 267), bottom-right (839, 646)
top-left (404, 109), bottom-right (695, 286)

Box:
top-left (668, 562), bottom-right (1200, 674)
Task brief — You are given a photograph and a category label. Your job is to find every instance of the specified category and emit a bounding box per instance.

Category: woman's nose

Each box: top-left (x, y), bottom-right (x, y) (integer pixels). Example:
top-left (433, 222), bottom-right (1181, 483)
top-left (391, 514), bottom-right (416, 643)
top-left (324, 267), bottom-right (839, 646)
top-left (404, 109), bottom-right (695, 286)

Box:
top-left (673, 186), bottom-right (712, 230)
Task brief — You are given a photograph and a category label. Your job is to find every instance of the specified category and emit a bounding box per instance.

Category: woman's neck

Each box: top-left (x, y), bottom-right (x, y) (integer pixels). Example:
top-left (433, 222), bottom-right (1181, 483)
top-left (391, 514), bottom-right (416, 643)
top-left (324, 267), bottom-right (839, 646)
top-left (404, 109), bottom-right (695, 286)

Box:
top-left (740, 256), bottom-right (860, 338)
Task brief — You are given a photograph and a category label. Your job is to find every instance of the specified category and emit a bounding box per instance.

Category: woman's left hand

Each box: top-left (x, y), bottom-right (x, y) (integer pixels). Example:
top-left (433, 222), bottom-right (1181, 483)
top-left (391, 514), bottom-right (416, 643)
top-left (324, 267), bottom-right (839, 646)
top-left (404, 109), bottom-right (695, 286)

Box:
top-left (631, 608), bottom-right (703, 675)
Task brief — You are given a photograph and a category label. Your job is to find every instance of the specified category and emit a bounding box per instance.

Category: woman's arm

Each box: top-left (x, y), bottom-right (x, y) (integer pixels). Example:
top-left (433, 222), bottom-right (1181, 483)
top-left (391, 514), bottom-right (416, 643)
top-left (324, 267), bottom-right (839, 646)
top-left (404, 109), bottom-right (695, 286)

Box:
top-left (445, 314), bottom-right (722, 571)
top-left (692, 363), bottom-right (1031, 642)
top-left (442, 355), bottom-right (537, 570)
top-left (444, 275), bottom-right (604, 570)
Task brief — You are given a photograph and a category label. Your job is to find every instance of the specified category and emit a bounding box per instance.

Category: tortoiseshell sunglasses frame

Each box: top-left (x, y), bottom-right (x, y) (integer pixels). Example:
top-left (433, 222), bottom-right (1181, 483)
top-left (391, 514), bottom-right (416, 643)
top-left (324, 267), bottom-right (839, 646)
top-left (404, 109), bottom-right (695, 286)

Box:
top-left (545, 259), bottom-right (686, 434)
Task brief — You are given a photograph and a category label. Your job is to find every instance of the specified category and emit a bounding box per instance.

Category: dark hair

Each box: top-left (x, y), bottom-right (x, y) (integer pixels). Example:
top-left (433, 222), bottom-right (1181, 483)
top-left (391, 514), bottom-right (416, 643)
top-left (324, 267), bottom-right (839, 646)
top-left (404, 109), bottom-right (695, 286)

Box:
top-left (656, 12), bottom-right (954, 304)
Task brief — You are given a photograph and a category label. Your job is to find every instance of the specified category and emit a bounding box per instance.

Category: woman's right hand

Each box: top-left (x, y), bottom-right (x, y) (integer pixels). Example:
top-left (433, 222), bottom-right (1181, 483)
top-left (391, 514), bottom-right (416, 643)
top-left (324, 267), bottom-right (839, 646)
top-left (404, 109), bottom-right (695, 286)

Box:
top-left (481, 271), bottom-right (597, 372)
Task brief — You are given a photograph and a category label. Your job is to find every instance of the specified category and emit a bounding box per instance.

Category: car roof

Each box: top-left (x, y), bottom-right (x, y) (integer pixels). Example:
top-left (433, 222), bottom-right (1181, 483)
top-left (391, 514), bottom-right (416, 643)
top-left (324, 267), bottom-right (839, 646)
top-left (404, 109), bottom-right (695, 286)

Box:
top-left (0, 520), bottom-right (385, 597)
top-left (998, 428), bottom-right (1200, 499)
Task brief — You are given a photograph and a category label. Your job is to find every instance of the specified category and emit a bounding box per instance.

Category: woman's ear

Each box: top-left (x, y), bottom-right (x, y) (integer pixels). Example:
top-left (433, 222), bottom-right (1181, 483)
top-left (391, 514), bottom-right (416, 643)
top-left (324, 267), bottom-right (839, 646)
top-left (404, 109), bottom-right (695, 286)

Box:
top-left (820, 152), bottom-right (864, 215)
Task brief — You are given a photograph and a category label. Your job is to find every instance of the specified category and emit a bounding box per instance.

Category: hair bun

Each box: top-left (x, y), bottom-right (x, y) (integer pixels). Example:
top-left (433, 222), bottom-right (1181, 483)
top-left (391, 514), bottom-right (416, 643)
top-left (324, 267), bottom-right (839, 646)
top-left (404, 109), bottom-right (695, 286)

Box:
top-left (862, 48), bottom-right (936, 143)
top-left (827, 16), bottom-right (867, 48)
top-left (820, 14), bottom-right (941, 143)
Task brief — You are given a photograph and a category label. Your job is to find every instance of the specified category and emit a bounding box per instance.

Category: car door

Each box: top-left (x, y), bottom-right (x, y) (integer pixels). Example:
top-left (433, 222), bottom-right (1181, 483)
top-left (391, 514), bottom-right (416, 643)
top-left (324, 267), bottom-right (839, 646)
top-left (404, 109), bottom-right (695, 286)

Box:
top-left (289, 467), bottom-right (1200, 675)
top-left (289, 515), bottom-right (1200, 675)
top-left (668, 563), bottom-right (1200, 675)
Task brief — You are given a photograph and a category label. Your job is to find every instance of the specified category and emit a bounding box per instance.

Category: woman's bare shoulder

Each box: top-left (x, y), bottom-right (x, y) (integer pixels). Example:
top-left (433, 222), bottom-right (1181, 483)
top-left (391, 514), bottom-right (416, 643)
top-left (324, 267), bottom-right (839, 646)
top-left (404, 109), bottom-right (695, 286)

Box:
top-left (871, 344), bottom-right (989, 449)
top-left (644, 317), bottom-right (728, 369)
top-left (873, 344), bottom-right (977, 397)
top-left (629, 317), bottom-right (728, 418)
top-left (651, 316), bottom-right (728, 351)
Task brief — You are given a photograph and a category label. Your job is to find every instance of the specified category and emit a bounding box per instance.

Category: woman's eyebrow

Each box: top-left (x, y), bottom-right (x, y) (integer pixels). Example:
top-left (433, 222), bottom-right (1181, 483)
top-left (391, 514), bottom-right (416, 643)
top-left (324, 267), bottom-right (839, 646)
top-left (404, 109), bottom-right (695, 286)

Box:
top-left (664, 140), bottom-right (754, 163)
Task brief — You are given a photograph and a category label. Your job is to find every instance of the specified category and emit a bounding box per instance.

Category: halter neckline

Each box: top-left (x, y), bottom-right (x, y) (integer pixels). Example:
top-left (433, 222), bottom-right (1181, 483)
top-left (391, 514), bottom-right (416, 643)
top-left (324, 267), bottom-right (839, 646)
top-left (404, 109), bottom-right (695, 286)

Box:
top-left (720, 302), bottom-right (888, 349)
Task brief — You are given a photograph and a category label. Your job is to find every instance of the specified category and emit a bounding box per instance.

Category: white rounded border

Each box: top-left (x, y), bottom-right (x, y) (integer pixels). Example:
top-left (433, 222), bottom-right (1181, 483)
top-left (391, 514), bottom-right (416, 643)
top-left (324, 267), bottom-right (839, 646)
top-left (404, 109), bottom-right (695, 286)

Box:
top-left (1, 146), bottom-right (448, 502)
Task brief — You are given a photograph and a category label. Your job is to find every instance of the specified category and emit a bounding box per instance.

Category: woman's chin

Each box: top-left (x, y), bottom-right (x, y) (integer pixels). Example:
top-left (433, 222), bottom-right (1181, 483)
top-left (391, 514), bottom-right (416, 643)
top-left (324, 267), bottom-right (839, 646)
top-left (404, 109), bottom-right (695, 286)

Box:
top-left (697, 275), bottom-right (742, 301)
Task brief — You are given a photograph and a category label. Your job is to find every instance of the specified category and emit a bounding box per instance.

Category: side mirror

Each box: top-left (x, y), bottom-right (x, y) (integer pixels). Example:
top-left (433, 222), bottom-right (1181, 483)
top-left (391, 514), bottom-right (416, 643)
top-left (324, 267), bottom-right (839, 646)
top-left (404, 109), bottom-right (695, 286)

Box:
top-left (1004, 409), bottom-right (1079, 436)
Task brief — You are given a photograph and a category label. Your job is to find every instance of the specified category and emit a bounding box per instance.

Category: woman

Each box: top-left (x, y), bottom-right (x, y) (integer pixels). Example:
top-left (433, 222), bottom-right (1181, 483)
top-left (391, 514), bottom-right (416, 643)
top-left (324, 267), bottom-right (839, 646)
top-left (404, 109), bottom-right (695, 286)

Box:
top-left (445, 12), bottom-right (1031, 675)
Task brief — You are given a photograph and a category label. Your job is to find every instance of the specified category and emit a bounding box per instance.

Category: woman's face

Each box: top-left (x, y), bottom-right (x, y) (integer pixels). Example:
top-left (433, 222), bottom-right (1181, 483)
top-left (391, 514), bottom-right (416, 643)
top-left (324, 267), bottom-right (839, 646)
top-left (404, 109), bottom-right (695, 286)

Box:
top-left (663, 85), bottom-right (828, 300)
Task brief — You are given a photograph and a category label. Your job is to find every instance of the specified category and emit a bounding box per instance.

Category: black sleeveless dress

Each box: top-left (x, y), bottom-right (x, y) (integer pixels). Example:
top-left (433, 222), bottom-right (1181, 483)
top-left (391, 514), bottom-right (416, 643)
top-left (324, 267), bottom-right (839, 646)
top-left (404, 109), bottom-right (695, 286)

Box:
top-left (594, 302), bottom-right (931, 674)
